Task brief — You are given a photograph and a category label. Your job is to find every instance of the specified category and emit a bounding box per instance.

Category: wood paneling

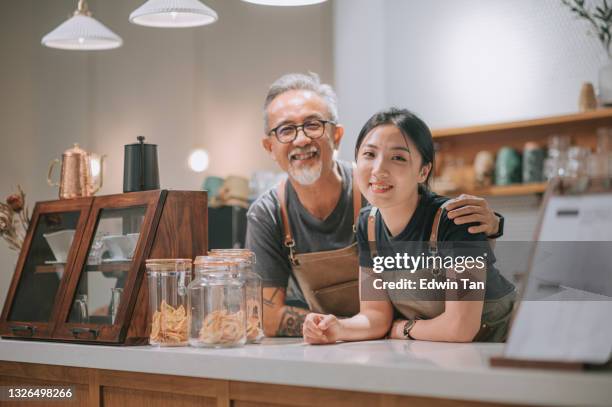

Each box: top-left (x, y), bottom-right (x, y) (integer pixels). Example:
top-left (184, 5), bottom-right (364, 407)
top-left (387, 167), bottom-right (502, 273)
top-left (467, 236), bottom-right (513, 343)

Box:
top-left (97, 369), bottom-right (222, 398)
top-left (0, 361), bottom-right (89, 384)
top-left (0, 361), bottom-right (528, 407)
top-left (230, 381), bottom-right (385, 407)
top-left (102, 387), bottom-right (215, 407)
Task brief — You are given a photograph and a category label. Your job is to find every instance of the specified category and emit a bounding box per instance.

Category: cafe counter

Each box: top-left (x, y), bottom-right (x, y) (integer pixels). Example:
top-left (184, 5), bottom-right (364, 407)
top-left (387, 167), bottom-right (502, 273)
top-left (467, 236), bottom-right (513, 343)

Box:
top-left (0, 338), bottom-right (610, 406)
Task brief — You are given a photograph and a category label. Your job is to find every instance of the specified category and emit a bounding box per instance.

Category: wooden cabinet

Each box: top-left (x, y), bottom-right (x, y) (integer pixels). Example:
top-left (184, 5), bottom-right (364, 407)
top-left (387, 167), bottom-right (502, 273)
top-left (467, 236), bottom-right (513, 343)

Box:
top-left (0, 190), bottom-right (207, 345)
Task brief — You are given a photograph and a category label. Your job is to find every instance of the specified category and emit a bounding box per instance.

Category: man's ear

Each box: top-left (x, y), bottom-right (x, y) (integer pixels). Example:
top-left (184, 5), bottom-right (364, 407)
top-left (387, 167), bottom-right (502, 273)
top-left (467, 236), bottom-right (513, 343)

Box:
top-left (332, 124), bottom-right (344, 150)
top-left (418, 163), bottom-right (432, 183)
top-left (261, 137), bottom-right (276, 161)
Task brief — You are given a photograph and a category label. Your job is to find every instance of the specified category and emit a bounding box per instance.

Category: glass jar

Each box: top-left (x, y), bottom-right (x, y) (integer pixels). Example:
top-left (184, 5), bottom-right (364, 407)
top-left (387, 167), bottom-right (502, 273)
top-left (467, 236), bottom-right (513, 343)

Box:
top-left (589, 128), bottom-right (612, 178)
top-left (188, 257), bottom-right (246, 348)
top-left (567, 146), bottom-right (591, 178)
top-left (146, 259), bottom-right (192, 347)
top-left (209, 249), bottom-right (264, 343)
top-left (544, 134), bottom-right (571, 180)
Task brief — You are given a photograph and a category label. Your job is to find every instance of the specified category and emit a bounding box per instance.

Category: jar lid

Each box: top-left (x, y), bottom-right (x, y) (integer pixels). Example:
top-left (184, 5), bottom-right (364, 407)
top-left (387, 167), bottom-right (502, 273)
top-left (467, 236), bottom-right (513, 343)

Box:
top-left (193, 256), bottom-right (238, 267)
top-left (208, 249), bottom-right (256, 264)
top-left (145, 258), bottom-right (192, 272)
top-left (146, 258), bottom-right (192, 264)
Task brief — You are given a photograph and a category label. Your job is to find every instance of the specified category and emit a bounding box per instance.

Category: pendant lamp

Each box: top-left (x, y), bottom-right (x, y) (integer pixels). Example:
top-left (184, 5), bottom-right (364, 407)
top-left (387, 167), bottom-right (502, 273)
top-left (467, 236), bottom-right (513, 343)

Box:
top-left (129, 0), bottom-right (218, 28)
top-left (241, 0), bottom-right (328, 5)
top-left (41, 0), bottom-right (122, 50)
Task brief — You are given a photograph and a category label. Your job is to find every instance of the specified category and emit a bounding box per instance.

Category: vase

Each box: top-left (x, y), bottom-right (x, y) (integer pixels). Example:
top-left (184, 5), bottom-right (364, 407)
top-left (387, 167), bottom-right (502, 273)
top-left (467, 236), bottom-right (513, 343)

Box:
top-left (598, 59), bottom-right (612, 106)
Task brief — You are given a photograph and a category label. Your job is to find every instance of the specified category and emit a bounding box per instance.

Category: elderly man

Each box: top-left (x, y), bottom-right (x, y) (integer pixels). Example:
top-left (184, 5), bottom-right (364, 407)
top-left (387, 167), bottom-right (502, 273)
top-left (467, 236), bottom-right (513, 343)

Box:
top-left (246, 73), bottom-right (503, 337)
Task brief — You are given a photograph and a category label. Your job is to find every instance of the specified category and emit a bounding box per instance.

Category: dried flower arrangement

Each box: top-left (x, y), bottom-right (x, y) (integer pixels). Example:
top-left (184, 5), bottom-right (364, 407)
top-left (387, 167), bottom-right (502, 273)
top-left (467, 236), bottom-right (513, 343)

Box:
top-left (0, 186), bottom-right (31, 251)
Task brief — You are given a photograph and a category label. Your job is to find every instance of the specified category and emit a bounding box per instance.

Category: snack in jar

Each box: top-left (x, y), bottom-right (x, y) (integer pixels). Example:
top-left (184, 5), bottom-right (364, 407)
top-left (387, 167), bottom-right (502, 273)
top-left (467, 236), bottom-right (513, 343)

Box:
top-left (188, 256), bottom-right (246, 348)
top-left (146, 258), bottom-right (192, 347)
top-left (209, 249), bottom-right (263, 343)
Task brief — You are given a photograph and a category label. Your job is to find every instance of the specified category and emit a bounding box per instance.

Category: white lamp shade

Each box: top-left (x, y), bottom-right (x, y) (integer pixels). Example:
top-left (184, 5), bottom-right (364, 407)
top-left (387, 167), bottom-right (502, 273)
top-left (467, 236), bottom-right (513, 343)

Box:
top-left (129, 0), bottom-right (218, 28)
top-left (41, 14), bottom-right (122, 50)
top-left (241, 0), bottom-right (328, 5)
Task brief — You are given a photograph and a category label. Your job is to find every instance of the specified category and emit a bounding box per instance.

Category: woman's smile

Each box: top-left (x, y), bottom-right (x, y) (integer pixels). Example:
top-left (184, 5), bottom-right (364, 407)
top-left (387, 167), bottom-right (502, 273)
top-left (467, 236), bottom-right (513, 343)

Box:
top-left (369, 181), bottom-right (394, 193)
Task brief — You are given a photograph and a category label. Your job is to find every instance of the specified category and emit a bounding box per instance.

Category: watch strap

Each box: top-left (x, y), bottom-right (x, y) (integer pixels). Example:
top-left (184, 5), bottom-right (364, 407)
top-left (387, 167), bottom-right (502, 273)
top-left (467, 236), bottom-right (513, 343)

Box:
top-left (403, 319), bottom-right (416, 339)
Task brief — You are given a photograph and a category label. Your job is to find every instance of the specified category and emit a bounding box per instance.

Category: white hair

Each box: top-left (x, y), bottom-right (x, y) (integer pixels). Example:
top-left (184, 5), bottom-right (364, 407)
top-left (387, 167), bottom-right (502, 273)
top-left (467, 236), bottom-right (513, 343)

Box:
top-left (263, 72), bottom-right (338, 132)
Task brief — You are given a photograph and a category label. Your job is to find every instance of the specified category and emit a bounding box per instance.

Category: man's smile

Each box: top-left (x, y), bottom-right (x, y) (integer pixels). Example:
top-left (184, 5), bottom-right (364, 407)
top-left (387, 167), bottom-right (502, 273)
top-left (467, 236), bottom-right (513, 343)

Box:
top-left (289, 146), bottom-right (319, 163)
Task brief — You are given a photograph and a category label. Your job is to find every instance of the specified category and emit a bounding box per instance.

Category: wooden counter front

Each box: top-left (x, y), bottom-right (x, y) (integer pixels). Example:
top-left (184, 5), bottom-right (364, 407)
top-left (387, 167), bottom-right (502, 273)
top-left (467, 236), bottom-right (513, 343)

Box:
top-left (0, 361), bottom-right (517, 407)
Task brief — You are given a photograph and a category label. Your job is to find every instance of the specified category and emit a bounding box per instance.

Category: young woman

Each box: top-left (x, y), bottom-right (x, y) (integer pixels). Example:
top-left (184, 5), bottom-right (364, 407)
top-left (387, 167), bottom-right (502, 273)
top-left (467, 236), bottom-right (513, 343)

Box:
top-left (303, 108), bottom-right (516, 344)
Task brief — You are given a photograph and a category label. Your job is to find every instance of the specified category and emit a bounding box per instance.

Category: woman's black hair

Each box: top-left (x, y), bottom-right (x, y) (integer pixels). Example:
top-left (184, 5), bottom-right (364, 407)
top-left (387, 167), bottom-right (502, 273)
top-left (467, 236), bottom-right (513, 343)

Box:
top-left (354, 108), bottom-right (435, 189)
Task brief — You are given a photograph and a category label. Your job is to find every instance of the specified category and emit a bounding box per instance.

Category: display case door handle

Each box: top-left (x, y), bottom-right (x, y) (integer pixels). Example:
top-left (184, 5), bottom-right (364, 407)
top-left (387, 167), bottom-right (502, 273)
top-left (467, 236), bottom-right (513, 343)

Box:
top-left (9, 325), bottom-right (36, 337)
top-left (71, 327), bottom-right (99, 339)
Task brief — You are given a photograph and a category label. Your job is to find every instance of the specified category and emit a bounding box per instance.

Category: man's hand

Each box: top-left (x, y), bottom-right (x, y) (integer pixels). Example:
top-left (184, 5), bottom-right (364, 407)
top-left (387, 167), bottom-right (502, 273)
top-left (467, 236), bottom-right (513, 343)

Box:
top-left (445, 194), bottom-right (499, 236)
top-left (303, 313), bottom-right (341, 344)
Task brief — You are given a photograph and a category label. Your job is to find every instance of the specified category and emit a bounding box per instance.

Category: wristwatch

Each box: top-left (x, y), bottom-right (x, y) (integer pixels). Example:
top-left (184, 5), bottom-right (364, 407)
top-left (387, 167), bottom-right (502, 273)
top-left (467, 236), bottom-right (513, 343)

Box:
top-left (488, 212), bottom-right (505, 239)
top-left (402, 319), bottom-right (416, 339)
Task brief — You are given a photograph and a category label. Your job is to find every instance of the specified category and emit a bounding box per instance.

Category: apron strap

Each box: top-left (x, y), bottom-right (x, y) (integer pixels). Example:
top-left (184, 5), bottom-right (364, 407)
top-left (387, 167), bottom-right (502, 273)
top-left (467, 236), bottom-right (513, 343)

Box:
top-left (277, 162), bottom-right (361, 265)
top-left (367, 199), bottom-right (450, 259)
top-left (429, 200), bottom-right (450, 254)
top-left (277, 178), bottom-right (298, 265)
top-left (367, 206), bottom-right (379, 258)
top-left (351, 162), bottom-right (361, 231)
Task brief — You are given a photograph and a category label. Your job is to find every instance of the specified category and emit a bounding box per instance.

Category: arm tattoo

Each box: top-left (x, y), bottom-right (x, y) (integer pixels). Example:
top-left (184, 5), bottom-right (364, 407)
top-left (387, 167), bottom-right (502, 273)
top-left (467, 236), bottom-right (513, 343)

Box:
top-left (276, 307), bottom-right (308, 337)
top-left (263, 287), bottom-right (281, 307)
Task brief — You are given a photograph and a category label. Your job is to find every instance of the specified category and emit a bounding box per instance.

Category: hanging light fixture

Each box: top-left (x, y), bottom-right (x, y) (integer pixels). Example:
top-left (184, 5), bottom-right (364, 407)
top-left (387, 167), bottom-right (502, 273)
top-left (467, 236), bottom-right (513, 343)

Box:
top-left (129, 0), bottom-right (218, 28)
top-left (41, 0), bottom-right (122, 50)
top-left (241, 0), bottom-right (328, 5)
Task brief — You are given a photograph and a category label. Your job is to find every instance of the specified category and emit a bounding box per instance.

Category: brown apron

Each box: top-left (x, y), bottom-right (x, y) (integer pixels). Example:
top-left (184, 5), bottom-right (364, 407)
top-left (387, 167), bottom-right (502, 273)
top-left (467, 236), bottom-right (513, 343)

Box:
top-left (367, 204), bottom-right (516, 342)
top-left (277, 167), bottom-right (361, 317)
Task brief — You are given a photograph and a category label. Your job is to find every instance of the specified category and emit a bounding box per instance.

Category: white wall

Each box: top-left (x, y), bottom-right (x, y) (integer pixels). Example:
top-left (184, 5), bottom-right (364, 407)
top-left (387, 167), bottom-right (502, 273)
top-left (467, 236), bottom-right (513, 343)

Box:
top-left (0, 0), bottom-right (333, 306)
top-left (335, 0), bottom-right (604, 145)
top-left (334, 0), bottom-right (604, 241)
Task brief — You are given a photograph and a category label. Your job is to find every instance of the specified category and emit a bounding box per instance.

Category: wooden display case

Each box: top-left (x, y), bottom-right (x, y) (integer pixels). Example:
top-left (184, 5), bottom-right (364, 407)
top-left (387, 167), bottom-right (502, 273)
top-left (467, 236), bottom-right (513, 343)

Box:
top-left (0, 190), bottom-right (207, 345)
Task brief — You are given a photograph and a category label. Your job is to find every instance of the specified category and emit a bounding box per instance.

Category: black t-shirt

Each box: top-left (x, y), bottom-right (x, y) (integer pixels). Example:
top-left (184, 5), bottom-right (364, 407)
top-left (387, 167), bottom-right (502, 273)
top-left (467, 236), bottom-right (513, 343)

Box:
top-left (356, 189), bottom-right (514, 300)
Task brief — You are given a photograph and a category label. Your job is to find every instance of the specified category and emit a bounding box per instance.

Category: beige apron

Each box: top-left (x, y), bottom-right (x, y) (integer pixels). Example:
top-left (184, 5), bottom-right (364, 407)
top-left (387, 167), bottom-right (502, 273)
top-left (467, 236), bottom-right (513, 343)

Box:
top-left (277, 168), bottom-right (361, 317)
top-left (367, 204), bottom-right (516, 342)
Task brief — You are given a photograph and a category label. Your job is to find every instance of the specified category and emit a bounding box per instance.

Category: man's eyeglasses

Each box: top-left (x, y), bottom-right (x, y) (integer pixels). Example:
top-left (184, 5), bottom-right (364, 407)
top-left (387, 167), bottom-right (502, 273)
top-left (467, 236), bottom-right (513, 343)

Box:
top-left (268, 119), bottom-right (336, 144)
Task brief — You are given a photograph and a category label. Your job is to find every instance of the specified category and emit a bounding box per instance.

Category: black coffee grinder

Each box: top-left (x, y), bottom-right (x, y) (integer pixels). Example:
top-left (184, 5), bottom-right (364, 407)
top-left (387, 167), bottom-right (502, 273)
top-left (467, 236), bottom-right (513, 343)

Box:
top-left (123, 136), bottom-right (160, 192)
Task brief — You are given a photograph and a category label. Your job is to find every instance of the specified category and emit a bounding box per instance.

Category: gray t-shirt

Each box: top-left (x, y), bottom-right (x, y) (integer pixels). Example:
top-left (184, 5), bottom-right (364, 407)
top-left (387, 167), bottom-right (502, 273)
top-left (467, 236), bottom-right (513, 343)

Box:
top-left (245, 160), bottom-right (358, 307)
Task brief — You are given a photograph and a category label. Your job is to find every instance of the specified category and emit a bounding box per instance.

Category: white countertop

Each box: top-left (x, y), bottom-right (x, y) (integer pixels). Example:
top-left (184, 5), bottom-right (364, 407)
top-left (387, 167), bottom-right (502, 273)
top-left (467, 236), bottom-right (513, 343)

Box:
top-left (0, 338), bottom-right (610, 406)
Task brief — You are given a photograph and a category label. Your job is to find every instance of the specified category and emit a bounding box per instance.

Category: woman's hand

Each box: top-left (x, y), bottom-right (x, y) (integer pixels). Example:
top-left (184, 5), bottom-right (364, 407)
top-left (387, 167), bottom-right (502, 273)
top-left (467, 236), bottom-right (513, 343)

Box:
top-left (445, 194), bottom-right (500, 236)
top-left (389, 319), bottom-right (410, 340)
top-left (303, 313), bottom-right (341, 344)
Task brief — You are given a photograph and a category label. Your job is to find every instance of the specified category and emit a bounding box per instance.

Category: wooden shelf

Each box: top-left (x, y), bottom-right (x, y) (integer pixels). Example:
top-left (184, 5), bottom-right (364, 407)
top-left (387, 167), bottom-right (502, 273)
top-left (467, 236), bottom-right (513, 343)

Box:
top-left (85, 261), bottom-right (131, 273)
top-left (435, 182), bottom-right (548, 197)
top-left (35, 264), bottom-right (66, 274)
top-left (432, 108), bottom-right (612, 139)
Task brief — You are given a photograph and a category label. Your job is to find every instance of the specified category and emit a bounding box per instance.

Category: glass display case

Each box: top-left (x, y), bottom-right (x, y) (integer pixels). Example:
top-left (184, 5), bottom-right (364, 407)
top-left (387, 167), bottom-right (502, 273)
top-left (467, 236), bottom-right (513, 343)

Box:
top-left (1, 190), bottom-right (208, 345)
top-left (0, 198), bottom-right (91, 339)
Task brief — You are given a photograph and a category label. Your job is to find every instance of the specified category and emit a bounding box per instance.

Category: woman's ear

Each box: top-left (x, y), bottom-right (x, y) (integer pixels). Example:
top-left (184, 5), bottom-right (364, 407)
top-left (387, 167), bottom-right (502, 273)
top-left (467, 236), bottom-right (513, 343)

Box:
top-left (418, 163), bottom-right (432, 183)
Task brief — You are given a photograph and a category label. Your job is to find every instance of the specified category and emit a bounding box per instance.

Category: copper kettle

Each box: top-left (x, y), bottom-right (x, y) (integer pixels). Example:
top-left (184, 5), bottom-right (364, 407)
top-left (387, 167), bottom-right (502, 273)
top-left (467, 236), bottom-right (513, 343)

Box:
top-left (47, 144), bottom-right (105, 199)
